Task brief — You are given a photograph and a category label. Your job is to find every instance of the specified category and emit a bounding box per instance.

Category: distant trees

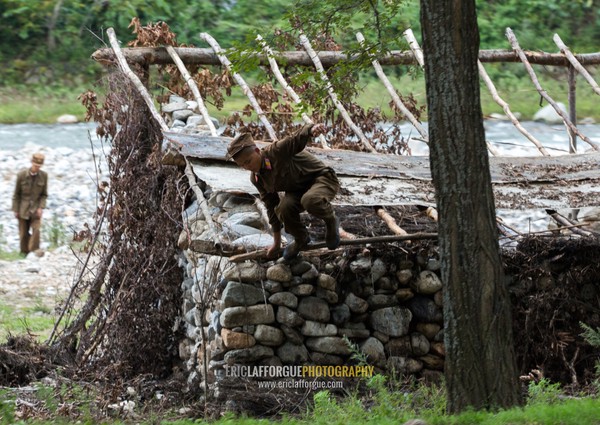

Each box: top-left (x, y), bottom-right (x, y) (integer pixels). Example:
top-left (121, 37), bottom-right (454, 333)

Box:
top-left (1, 0), bottom-right (598, 87)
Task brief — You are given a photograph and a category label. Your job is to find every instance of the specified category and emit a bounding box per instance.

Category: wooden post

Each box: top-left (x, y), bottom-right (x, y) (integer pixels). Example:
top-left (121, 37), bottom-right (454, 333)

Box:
top-left (568, 65), bottom-right (577, 153)
top-left (200, 32), bottom-right (279, 141)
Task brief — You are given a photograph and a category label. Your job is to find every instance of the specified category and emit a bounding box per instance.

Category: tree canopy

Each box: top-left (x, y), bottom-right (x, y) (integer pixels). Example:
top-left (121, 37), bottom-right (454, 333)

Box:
top-left (1, 0), bottom-right (598, 87)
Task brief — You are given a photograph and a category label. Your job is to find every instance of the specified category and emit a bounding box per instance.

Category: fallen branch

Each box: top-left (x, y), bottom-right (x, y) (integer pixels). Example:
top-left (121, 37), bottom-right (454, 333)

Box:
top-left (229, 232), bottom-right (438, 262)
top-left (546, 209), bottom-right (594, 237)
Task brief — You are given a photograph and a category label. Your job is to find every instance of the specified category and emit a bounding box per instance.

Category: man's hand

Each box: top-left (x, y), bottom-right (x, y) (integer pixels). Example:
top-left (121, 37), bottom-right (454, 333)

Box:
top-left (14, 212), bottom-right (19, 219)
top-left (36, 208), bottom-right (43, 218)
top-left (267, 231), bottom-right (282, 258)
top-left (310, 123), bottom-right (327, 137)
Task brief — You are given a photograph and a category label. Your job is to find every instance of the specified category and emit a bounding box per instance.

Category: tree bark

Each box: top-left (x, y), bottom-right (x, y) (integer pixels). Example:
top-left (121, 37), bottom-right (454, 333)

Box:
top-left (420, 0), bottom-right (521, 413)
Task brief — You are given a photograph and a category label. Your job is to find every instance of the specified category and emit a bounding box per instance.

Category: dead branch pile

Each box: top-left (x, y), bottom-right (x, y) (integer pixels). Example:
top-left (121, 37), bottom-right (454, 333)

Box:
top-left (503, 235), bottom-right (600, 387)
top-left (49, 73), bottom-right (185, 384)
top-left (0, 335), bottom-right (48, 386)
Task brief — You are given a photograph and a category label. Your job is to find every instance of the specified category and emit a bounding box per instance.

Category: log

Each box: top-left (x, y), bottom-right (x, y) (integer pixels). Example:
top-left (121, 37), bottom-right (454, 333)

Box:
top-left (506, 28), bottom-right (599, 152)
top-left (299, 33), bottom-right (375, 152)
top-left (229, 232), bottom-right (438, 262)
top-left (546, 209), bottom-right (594, 237)
top-left (376, 207), bottom-right (408, 236)
top-left (91, 46), bottom-right (600, 68)
top-left (200, 32), bottom-right (278, 141)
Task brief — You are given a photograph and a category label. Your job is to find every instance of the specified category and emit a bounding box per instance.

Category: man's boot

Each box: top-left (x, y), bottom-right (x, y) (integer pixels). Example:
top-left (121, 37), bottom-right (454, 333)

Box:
top-left (324, 215), bottom-right (340, 250)
top-left (283, 233), bottom-right (311, 261)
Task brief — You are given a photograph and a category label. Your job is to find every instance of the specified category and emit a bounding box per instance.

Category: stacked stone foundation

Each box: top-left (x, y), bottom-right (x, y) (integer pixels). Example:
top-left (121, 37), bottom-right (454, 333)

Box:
top-left (176, 189), bottom-right (445, 393)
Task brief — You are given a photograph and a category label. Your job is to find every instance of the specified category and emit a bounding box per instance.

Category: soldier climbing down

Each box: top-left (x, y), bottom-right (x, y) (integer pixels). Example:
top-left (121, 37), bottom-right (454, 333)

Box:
top-left (227, 123), bottom-right (340, 260)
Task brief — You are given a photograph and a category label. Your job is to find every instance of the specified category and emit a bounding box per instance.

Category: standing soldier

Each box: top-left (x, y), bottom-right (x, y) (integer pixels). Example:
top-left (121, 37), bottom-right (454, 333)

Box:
top-left (227, 123), bottom-right (340, 260)
top-left (12, 153), bottom-right (48, 255)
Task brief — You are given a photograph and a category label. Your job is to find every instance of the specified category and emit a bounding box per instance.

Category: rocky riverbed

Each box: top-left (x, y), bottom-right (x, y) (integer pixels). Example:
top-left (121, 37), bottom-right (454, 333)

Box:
top-left (0, 142), bottom-right (102, 317)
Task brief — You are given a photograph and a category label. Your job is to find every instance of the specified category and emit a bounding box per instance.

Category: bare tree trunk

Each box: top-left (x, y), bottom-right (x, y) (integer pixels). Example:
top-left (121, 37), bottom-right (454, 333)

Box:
top-left (47, 0), bottom-right (64, 51)
top-left (420, 0), bottom-right (521, 413)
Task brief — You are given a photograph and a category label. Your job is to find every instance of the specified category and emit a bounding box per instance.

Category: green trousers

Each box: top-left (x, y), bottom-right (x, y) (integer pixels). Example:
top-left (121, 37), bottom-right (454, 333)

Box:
top-left (275, 170), bottom-right (339, 240)
top-left (18, 217), bottom-right (41, 254)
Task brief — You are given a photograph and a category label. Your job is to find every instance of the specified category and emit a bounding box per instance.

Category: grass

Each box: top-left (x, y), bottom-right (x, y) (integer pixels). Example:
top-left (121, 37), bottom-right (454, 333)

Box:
top-left (1, 65), bottom-right (599, 124)
top-left (0, 382), bottom-right (598, 425)
top-left (0, 300), bottom-right (57, 343)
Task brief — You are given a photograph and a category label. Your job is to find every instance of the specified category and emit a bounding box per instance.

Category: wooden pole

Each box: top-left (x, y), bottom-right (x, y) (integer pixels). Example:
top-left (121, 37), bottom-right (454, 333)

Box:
top-left (357, 32), bottom-right (428, 142)
top-left (92, 46), bottom-right (600, 68)
top-left (568, 65), bottom-right (577, 153)
top-left (553, 34), bottom-right (600, 96)
top-left (256, 34), bottom-right (329, 149)
top-left (106, 28), bottom-right (169, 132)
top-left (166, 45), bottom-right (218, 136)
top-left (200, 32), bottom-right (279, 141)
top-left (506, 28), bottom-right (598, 152)
top-left (229, 232), bottom-right (438, 262)
top-left (478, 61), bottom-right (549, 156)
top-left (299, 33), bottom-right (376, 152)
top-left (403, 29), bottom-right (425, 67)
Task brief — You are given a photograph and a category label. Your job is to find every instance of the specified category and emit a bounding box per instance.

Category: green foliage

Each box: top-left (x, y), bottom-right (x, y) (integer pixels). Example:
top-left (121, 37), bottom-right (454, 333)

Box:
top-left (580, 322), bottom-right (600, 392)
top-left (44, 214), bottom-right (69, 249)
top-left (527, 378), bottom-right (563, 406)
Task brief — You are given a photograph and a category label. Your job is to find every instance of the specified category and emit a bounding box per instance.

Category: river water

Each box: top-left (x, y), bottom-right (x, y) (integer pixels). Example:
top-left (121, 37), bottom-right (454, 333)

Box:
top-left (0, 120), bottom-right (599, 249)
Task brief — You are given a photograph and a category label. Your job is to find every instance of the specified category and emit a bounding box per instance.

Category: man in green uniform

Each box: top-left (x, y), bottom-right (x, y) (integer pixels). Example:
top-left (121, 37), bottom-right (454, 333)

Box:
top-left (12, 153), bottom-right (48, 255)
top-left (227, 123), bottom-right (340, 260)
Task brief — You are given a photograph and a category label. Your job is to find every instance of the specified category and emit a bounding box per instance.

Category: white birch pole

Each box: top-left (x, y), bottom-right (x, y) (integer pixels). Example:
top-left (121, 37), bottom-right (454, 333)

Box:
top-left (299, 33), bottom-right (376, 152)
top-left (256, 34), bottom-right (329, 149)
top-left (553, 34), bottom-right (600, 96)
top-left (166, 45), bottom-right (218, 136)
top-left (403, 28), bottom-right (500, 156)
top-left (403, 29), bottom-right (425, 68)
top-left (107, 28), bottom-right (169, 132)
top-left (506, 28), bottom-right (598, 152)
top-left (356, 32), bottom-right (428, 142)
top-left (200, 32), bottom-right (278, 141)
top-left (478, 61), bottom-right (549, 156)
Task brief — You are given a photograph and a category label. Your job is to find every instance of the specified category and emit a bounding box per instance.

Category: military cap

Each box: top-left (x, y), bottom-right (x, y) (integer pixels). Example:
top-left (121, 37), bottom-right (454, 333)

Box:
top-left (227, 133), bottom-right (256, 160)
top-left (32, 153), bottom-right (45, 165)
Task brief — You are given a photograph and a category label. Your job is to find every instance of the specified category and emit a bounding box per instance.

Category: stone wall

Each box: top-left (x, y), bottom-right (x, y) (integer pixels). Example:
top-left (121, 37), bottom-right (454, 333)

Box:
top-left (176, 189), bottom-right (445, 392)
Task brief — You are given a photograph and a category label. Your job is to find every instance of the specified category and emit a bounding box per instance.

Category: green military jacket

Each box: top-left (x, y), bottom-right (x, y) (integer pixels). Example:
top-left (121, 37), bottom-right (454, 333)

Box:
top-left (12, 168), bottom-right (48, 220)
top-left (251, 124), bottom-right (335, 232)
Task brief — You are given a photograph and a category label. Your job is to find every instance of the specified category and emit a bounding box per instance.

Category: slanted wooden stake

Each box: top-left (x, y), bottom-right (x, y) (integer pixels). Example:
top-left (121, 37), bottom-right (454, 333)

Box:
top-left (506, 28), bottom-right (599, 152)
top-left (403, 29), bottom-right (425, 67)
top-left (376, 207), bottom-right (408, 236)
top-left (299, 33), bottom-right (376, 152)
top-left (553, 34), bottom-right (600, 96)
top-left (166, 45), bottom-right (218, 136)
top-left (478, 61), bottom-right (549, 156)
top-left (357, 32), bottom-right (428, 142)
top-left (107, 29), bottom-right (224, 247)
top-left (107, 28), bottom-right (169, 132)
top-left (403, 29), bottom-right (500, 156)
top-left (256, 34), bottom-right (329, 149)
top-left (200, 32), bottom-right (278, 141)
